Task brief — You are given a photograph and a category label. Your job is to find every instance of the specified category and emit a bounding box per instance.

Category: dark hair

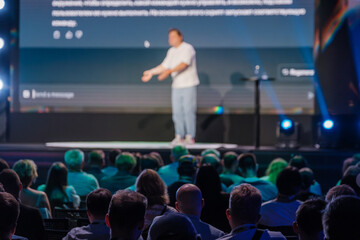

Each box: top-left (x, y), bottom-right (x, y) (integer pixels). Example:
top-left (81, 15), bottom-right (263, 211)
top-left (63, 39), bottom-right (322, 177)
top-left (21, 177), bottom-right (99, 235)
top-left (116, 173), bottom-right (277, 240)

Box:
top-left (325, 184), bottom-right (356, 202)
top-left (223, 152), bottom-right (238, 169)
top-left (299, 167), bottom-right (315, 190)
top-left (44, 162), bottom-right (69, 204)
top-left (108, 149), bottom-right (121, 165)
top-left (201, 154), bottom-right (221, 173)
top-left (108, 190), bottom-right (147, 231)
top-left (178, 155), bottom-right (197, 178)
top-left (0, 192), bottom-right (20, 238)
top-left (168, 28), bottom-right (183, 37)
top-left (88, 150), bottom-right (104, 166)
top-left (0, 158), bottom-right (9, 172)
top-left (195, 165), bottom-right (222, 197)
top-left (238, 153), bottom-right (257, 171)
top-left (149, 152), bottom-right (164, 167)
top-left (340, 165), bottom-right (360, 194)
top-left (86, 188), bottom-right (112, 218)
top-left (276, 166), bottom-right (301, 196)
top-left (289, 155), bottom-right (308, 169)
top-left (139, 154), bottom-right (160, 171)
top-left (323, 196), bottom-right (360, 240)
top-left (296, 199), bottom-right (326, 236)
top-left (229, 183), bottom-right (262, 224)
top-left (0, 169), bottom-right (21, 199)
top-left (115, 153), bottom-right (136, 172)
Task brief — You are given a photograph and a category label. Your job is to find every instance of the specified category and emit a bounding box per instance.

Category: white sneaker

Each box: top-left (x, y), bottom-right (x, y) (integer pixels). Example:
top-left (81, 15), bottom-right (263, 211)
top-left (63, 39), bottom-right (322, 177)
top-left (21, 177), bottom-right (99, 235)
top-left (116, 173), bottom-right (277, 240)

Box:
top-left (171, 135), bottom-right (183, 145)
top-left (184, 134), bottom-right (195, 145)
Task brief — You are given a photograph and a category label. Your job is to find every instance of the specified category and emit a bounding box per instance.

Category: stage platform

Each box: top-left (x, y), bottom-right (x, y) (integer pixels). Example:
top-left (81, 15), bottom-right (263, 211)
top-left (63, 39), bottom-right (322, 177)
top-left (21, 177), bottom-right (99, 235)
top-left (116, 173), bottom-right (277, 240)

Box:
top-left (0, 141), bottom-right (358, 193)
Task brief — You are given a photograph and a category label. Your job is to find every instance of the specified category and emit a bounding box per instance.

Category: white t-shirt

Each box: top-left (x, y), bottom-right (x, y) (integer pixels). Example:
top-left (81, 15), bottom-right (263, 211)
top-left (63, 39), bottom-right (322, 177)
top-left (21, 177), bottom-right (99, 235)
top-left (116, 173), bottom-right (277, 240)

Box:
top-left (161, 42), bottom-right (200, 89)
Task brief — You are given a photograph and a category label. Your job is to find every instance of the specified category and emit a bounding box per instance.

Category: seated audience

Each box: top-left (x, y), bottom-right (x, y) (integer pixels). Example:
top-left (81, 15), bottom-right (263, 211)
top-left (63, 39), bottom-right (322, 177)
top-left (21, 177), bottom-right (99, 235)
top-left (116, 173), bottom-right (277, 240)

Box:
top-left (196, 165), bottom-right (231, 233)
top-left (0, 158), bottom-right (9, 172)
top-left (325, 184), bottom-right (356, 202)
top-left (217, 184), bottom-right (285, 240)
top-left (148, 152), bottom-right (164, 168)
top-left (219, 152), bottom-right (243, 187)
top-left (147, 212), bottom-right (201, 240)
top-left (259, 167), bottom-right (302, 227)
top-left (12, 159), bottom-right (51, 216)
top-left (340, 165), bottom-right (360, 194)
top-left (201, 153), bottom-right (222, 174)
top-left (63, 188), bottom-right (112, 240)
top-left (260, 158), bottom-right (288, 185)
top-left (100, 153), bottom-right (137, 193)
top-left (293, 199), bottom-right (326, 240)
top-left (175, 184), bottom-right (225, 240)
top-left (0, 169), bottom-right (45, 240)
top-left (228, 153), bottom-right (278, 202)
top-left (322, 195), bottom-right (360, 240)
top-left (0, 192), bottom-right (28, 240)
top-left (138, 154), bottom-right (161, 172)
top-left (105, 190), bottom-right (147, 240)
top-left (167, 155), bottom-right (198, 207)
top-left (86, 150), bottom-right (106, 182)
top-left (37, 162), bottom-right (80, 209)
top-left (296, 168), bottom-right (321, 201)
top-left (135, 169), bottom-right (176, 238)
top-left (201, 149), bottom-right (221, 159)
top-left (65, 149), bottom-right (99, 197)
top-left (158, 145), bottom-right (188, 186)
top-left (102, 149), bottom-right (121, 177)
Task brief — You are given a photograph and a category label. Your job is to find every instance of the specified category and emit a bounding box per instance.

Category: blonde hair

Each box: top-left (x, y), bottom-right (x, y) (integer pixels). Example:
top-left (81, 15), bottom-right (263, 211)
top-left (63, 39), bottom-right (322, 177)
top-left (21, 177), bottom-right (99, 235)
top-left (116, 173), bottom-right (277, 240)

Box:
top-left (12, 159), bottom-right (38, 187)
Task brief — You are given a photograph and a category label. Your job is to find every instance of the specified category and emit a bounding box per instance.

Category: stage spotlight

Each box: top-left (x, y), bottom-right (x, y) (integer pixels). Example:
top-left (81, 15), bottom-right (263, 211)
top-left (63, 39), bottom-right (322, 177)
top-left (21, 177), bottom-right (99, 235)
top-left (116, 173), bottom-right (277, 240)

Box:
top-left (0, 79), bottom-right (3, 90)
top-left (0, 0), bottom-right (4, 10)
top-left (276, 119), bottom-right (300, 149)
top-left (0, 37), bottom-right (4, 50)
top-left (316, 119), bottom-right (339, 149)
top-left (323, 119), bottom-right (334, 130)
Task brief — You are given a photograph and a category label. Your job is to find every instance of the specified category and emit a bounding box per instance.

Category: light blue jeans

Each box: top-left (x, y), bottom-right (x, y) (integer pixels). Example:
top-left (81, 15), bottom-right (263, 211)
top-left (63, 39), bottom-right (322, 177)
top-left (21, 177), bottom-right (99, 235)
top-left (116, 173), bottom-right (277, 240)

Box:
top-left (171, 86), bottom-right (197, 138)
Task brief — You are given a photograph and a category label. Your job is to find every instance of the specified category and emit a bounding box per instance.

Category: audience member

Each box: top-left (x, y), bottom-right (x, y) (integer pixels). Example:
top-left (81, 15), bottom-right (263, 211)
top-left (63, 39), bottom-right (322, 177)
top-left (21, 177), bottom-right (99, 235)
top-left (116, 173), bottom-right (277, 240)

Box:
top-left (323, 195), bottom-right (360, 240)
top-left (261, 158), bottom-right (288, 185)
top-left (0, 169), bottom-right (45, 240)
top-left (219, 152), bottom-right (243, 187)
top-left (86, 150), bottom-right (106, 182)
top-left (147, 212), bottom-right (201, 240)
top-left (65, 149), bottom-right (99, 197)
top-left (102, 149), bottom-right (121, 177)
top-left (100, 153), bottom-right (137, 193)
top-left (296, 168), bottom-right (320, 201)
top-left (167, 155), bottom-right (198, 207)
top-left (37, 162), bottom-right (80, 209)
top-left (201, 153), bottom-right (222, 174)
top-left (105, 190), bottom-right (147, 240)
top-left (148, 152), bottom-right (164, 167)
top-left (12, 159), bottom-right (51, 216)
top-left (325, 184), bottom-right (356, 202)
top-left (63, 188), bottom-right (112, 240)
top-left (201, 149), bottom-right (221, 159)
top-left (217, 184), bottom-right (285, 240)
top-left (175, 184), bottom-right (225, 240)
top-left (196, 165), bottom-right (231, 233)
top-left (0, 158), bottom-right (9, 172)
top-left (0, 192), bottom-right (27, 240)
top-left (228, 153), bottom-right (278, 202)
top-left (259, 167), bottom-right (302, 227)
top-left (293, 199), bottom-right (326, 240)
top-left (158, 145), bottom-right (188, 186)
top-left (340, 165), bottom-right (360, 194)
top-left (138, 154), bottom-right (161, 172)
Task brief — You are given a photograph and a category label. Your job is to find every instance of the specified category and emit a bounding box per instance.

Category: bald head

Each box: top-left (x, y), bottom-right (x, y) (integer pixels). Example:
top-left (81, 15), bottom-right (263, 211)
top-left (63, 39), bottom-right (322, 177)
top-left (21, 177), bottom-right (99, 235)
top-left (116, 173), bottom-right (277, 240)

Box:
top-left (175, 184), bottom-right (203, 217)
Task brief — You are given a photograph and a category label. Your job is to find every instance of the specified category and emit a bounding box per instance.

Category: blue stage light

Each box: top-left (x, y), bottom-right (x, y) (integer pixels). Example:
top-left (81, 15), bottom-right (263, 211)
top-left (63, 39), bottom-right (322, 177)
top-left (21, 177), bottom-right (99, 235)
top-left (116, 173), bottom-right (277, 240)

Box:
top-left (0, 37), bottom-right (4, 50)
top-left (281, 119), bottom-right (293, 130)
top-left (0, 79), bottom-right (3, 90)
top-left (323, 119), bottom-right (334, 130)
top-left (0, 0), bottom-right (4, 10)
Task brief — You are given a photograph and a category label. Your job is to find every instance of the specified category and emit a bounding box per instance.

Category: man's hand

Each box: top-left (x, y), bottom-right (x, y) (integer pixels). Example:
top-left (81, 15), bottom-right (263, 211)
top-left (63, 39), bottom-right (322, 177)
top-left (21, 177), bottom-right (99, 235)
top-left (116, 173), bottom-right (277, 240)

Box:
top-left (158, 69), bottom-right (172, 81)
top-left (141, 70), bottom-right (153, 82)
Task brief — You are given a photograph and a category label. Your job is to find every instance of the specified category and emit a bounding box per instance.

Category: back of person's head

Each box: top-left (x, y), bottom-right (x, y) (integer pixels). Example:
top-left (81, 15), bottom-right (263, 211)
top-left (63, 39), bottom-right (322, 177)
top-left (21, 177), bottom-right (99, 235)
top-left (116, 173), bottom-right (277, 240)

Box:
top-left (176, 184), bottom-right (203, 216)
top-left (149, 152), bottom-right (164, 167)
top-left (325, 184), bottom-right (356, 202)
top-left (108, 149), bottom-right (121, 166)
top-left (136, 169), bottom-right (169, 206)
top-left (201, 153), bottom-right (222, 173)
top-left (222, 151), bottom-right (239, 171)
top-left (86, 188), bottom-right (112, 220)
top-left (294, 199), bottom-right (326, 239)
top-left (0, 169), bottom-right (21, 200)
top-left (44, 162), bottom-right (69, 204)
top-left (0, 192), bottom-right (20, 239)
top-left (227, 183), bottom-right (262, 227)
top-left (276, 166), bottom-right (301, 196)
top-left (195, 165), bottom-right (222, 197)
top-left (177, 155), bottom-right (197, 178)
top-left (106, 190), bottom-right (147, 237)
top-left (0, 158), bottom-right (9, 172)
top-left (265, 158), bottom-right (288, 185)
top-left (238, 153), bottom-right (257, 173)
top-left (171, 145), bottom-right (188, 162)
top-left (201, 149), bottom-right (221, 159)
top-left (88, 150), bottom-right (105, 167)
top-left (115, 153), bottom-right (136, 172)
top-left (64, 149), bottom-right (84, 171)
top-left (148, 212), bottom-right (200, 240)
top-left (12, 159), bottom-right (38, 188)
top-left (299, 167), bottom-right (315, 190)
top-left (139, 154), bottom-right (160, 171)
top-left (289, 155), bottom-right (308, 169)
top-left (323, 195), bottom-right (360, 240)
top-left (340, 165), bottom-right (360, 194)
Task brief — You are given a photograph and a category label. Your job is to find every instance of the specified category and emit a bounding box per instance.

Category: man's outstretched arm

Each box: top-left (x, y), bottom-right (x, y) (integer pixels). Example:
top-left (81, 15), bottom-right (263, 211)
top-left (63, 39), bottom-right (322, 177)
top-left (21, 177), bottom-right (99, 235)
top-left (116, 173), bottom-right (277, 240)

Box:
top-left (141, 65), bottom-right (166, 82)
top-left (157, 62), bottom-right (188, 81)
